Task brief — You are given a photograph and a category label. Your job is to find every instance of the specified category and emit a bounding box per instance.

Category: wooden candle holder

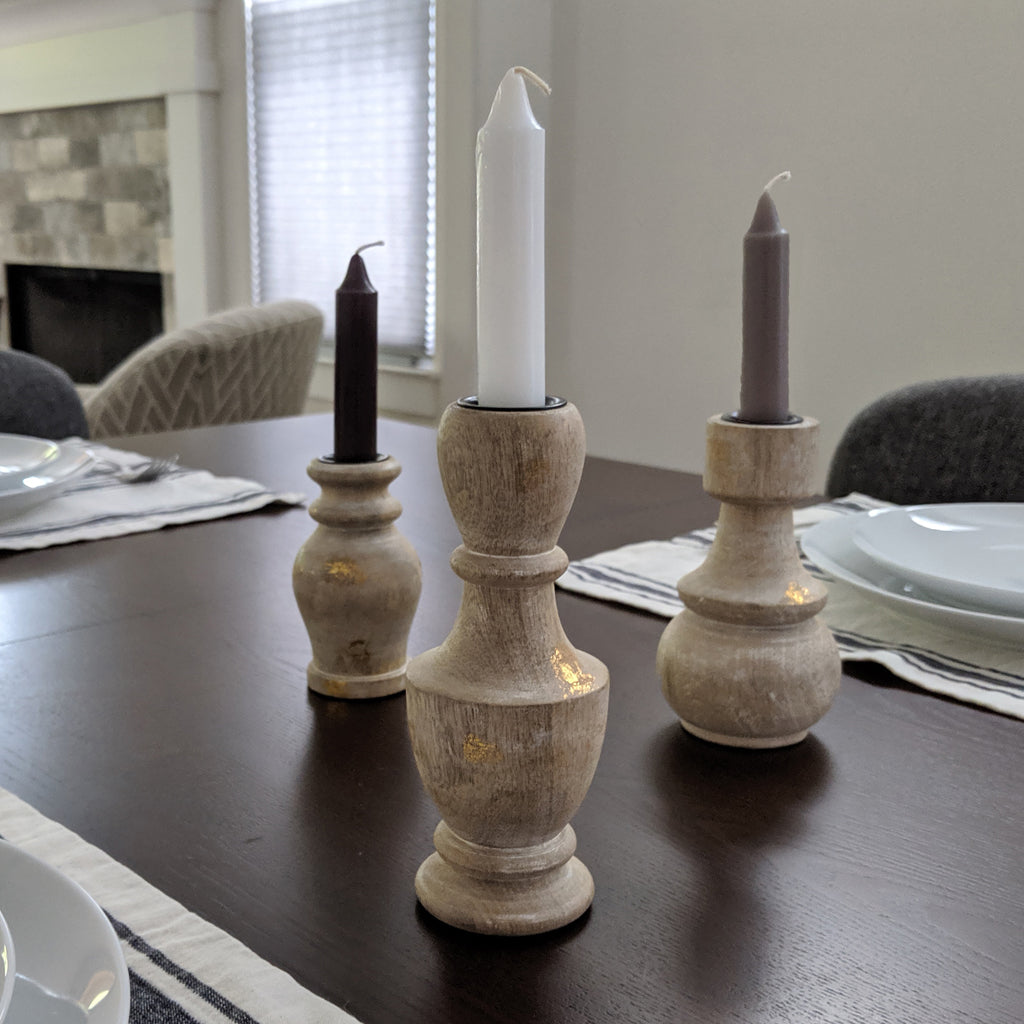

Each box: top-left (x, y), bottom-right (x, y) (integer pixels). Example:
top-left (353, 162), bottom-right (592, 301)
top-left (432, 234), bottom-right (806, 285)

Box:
top-left (406, 398), bottom-right (610, 935)
top-left (656, 414), bottom-right (840, 748)
top-left (293, 455), bottom-right (422, 699)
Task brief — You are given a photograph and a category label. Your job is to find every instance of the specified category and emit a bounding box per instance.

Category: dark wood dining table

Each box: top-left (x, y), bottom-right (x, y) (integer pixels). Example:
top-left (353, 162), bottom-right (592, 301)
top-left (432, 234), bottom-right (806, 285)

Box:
top-left (0, 413), bottom-right (1020, 1024)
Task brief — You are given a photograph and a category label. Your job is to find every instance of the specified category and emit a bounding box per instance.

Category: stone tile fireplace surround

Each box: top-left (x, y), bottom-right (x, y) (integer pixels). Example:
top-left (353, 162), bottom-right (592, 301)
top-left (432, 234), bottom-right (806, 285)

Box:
top-left (0, 96), bottom-right (175, 357)
top-left (0, 0), bottom-right (226, 370)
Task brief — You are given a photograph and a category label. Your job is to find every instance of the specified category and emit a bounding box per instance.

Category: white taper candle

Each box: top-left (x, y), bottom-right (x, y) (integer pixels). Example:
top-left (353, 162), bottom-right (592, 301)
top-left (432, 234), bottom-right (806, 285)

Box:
top-left (476, 67), bottom-right (549, 408)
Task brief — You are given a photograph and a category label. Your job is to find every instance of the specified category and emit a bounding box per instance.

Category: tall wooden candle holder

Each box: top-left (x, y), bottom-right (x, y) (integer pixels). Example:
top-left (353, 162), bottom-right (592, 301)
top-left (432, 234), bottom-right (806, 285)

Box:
top-left (293, 455), bottom-right (422, 699)
top-left (657, 413), bottom-right (840, 748)
top-left (406, 398), bottom-right (610, 936)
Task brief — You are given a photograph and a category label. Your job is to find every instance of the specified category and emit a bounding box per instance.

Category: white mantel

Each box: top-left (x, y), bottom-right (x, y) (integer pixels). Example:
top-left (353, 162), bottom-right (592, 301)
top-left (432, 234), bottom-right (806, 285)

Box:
top-left (0, 0), bottom-right (224, 328)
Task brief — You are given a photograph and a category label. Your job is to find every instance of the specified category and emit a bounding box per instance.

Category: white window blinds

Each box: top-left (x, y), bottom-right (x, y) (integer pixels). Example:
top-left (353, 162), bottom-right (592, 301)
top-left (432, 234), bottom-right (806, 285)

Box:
top-left (247, 0), bottom-right (436, 358)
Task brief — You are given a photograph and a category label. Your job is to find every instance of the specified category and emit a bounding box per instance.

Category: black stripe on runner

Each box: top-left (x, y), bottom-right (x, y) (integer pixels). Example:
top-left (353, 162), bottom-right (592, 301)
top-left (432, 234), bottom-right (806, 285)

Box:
top-left (107, 912), bottom-right (263, 1024)
top-left (128, 969), bottom-right (203, 1024)
top-left (564, 561), bottom-right (681, 607)
top-left (833, 627), bottom-right (1024, 698)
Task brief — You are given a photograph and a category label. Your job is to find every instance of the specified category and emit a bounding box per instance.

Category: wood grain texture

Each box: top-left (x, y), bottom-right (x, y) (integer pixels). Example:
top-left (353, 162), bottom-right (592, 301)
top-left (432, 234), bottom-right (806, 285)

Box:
top-left (406, 401), bottom-right (610, 934)
top-left (293, 455), bottom-right (421, 698)
top-left (658, 415), bottom-right (841, 747)
top-left (0, 414), bottom-right (1020, 1023)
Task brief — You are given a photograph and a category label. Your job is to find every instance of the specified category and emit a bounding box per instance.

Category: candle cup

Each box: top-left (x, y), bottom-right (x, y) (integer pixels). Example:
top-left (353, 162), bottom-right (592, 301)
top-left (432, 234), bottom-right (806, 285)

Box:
top-left (406, 398), bottom-right (609, 935)
top-left (656, 414), bottom-right (841, 748)
top-left (293, 455), bottom-right (422, 699)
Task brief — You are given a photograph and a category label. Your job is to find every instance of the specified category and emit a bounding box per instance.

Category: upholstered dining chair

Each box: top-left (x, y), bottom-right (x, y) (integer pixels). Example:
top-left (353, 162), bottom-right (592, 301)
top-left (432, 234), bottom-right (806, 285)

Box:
top-left (81, 300), bottom-right (324, 439)
top-left (0, 349), bottom-right (90, 439)
top-left (825, 374), bottom-right (1024, 504)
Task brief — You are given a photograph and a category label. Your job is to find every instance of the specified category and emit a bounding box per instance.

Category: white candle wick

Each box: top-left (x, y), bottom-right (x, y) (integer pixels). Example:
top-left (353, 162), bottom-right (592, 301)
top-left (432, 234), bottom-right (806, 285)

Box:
top-left (763, 170), bottom-right (791, 193)
top-left (512, 66), bottom-right (552, 97)
top-left (356, 240), bottom-right (385, 255)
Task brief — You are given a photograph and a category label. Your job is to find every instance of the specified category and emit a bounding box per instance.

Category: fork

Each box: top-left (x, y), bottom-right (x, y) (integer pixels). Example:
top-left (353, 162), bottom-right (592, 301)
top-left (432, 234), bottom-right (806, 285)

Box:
top-left (118, 455), bottom-right (180, 483)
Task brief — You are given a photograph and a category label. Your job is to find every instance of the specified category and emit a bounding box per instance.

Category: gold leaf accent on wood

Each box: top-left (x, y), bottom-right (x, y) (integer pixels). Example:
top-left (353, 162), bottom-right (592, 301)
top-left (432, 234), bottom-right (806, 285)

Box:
top-left (326, 559), bottom-right (367, 583)
top-left (462, 733), bottom-right (503, 764)
top-left (550, 648), bottom-right (595, 699)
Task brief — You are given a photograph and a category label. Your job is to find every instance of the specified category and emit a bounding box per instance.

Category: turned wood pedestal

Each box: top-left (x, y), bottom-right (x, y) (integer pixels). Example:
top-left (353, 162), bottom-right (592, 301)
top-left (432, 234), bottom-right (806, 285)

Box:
top-left (293, 455), bottom-right (422, 699)
top-left (657, 414), bottom-right (841, 748)
top-left (406, 399), bottom-right (609, 935)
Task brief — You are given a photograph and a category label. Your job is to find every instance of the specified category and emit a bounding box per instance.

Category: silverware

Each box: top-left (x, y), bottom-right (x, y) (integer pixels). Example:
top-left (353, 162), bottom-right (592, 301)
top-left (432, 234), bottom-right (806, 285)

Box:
top-left (118, 455), bottom-right (180, 483)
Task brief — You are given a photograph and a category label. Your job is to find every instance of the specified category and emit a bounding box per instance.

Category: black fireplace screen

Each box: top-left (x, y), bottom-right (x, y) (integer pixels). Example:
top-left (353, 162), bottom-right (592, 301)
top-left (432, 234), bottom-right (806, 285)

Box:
top-left (5, 263), bottom-right (163, 384)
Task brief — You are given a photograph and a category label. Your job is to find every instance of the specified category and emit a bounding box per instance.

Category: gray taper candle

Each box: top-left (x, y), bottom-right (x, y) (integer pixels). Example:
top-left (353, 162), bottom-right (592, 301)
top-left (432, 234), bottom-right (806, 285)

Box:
top-left (739, 172), bottom-right (790, 424)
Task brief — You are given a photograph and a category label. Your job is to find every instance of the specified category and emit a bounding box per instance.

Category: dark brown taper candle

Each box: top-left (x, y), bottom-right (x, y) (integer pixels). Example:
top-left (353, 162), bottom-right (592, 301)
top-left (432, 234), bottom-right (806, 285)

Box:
top-left (739, 173), bottom-right (790, 423)
top-left (334, 242), bottom-right (383, 461)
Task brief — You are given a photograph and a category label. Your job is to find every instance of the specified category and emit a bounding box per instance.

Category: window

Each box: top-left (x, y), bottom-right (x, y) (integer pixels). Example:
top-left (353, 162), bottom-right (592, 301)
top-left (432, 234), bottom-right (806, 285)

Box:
top-left (246, 0), bottom-right (436, 360)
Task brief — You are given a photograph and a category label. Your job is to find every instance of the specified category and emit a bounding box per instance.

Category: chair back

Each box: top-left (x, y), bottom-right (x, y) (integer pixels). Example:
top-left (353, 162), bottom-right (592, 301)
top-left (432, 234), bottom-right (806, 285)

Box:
top-left (84, 300), bottom-right (324, 439)
top-left (826, 374), bottom-right (1024, 503)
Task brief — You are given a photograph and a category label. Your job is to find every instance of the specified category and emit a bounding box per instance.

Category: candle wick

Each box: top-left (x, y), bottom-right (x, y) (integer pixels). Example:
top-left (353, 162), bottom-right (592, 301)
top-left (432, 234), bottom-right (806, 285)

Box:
top-left (356, 240), bottom-right (385, 255)
top-left (513, 66), bottom-right (551, 96)
top-left (763, 171), bottom-right (791, 194)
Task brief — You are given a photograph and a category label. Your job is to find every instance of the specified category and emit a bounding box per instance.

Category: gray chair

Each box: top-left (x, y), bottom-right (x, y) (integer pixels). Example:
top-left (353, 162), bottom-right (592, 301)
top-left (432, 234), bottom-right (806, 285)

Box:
top-left (825, 374), bottom-right (1024, 504)
top-left (82, 300), bottom-right (324, 439)
top-left (0, 349), bottom-right (90, 439)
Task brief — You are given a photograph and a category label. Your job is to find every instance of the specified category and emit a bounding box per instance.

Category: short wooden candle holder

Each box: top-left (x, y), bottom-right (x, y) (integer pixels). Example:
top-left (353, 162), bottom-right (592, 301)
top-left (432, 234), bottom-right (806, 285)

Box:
top-left (406, 398), bottom-right (610, 936)
top-left (293, 455), bottom-right (422, 699)
top-left (656, 413), bottom-right (840, 748)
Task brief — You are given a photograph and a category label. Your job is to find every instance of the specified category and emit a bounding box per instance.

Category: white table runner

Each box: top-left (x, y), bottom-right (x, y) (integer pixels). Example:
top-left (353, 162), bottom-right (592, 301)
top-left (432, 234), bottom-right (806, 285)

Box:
top-left (558, 495), bottom-right (1024, 721)
top-left (0, 441), bottom-right (303, 551)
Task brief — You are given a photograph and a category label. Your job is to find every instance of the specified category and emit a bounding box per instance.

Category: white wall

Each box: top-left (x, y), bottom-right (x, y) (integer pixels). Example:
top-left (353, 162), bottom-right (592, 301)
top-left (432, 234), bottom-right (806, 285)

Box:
top-left (215, 0), bottom-right (252, 319)
top-left (540, 0), bottom-right (1024, 481)
top-left (433, 0), bottom-right (1024, 483)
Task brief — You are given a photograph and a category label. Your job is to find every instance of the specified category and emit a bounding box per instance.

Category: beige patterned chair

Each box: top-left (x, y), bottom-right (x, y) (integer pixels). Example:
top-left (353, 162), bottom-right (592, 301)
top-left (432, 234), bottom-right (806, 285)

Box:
top-left (82, 300), bottom-right (324, 439)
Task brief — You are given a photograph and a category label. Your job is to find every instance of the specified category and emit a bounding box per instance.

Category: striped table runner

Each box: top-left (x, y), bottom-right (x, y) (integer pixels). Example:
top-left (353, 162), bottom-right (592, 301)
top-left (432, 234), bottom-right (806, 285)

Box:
top-left (558, 495), bottom-right (1024, 720)
top-left (0, 788), bottom-right (360, 1024)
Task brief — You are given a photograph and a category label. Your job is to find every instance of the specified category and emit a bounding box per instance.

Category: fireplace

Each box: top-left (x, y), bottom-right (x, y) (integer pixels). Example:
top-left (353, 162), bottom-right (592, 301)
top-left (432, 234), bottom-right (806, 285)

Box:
top-left (6, 264), bottom-right (164, 385)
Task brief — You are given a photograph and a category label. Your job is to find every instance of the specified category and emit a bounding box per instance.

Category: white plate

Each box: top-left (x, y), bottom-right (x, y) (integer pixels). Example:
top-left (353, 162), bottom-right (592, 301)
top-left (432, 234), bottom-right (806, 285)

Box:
top-left (0, 841), bottom-right (129, 1024)
top-left (0, 435), bottom-right (61, 492)
top-left (852, 503), bottom-right (1024, 617)
top-left (0, 445), bottom-right (93, 519)
top-left (0, 907), bottom-right (14, 1024)
top-left (801, 513), bottom-right (1024, 647)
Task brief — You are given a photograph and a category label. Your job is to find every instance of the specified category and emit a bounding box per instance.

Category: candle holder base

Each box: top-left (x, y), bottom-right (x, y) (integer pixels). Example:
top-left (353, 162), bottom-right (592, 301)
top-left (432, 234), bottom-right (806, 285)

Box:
top-left (306, 662), bottom-right (408, 701)
top-left (293, 455), bottom-right (421, 700)
top-left (679, 720), bottom-right (808, 750)
top-left (657, 414), bottom-right (840, 748)
top-left (415, 823), bottom-right (594, 936)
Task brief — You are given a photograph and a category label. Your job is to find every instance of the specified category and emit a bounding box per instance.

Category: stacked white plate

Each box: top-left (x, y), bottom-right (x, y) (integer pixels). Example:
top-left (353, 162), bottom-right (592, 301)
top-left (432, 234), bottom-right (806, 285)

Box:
top-left (0, 434), bottom-right (92, 519)
top-left (801, 503), bottom-right (1024, 646)
top-left (0, 842), bottom-right (130, 1023)
top-left (0, 905), bottom-right (14, 1023)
